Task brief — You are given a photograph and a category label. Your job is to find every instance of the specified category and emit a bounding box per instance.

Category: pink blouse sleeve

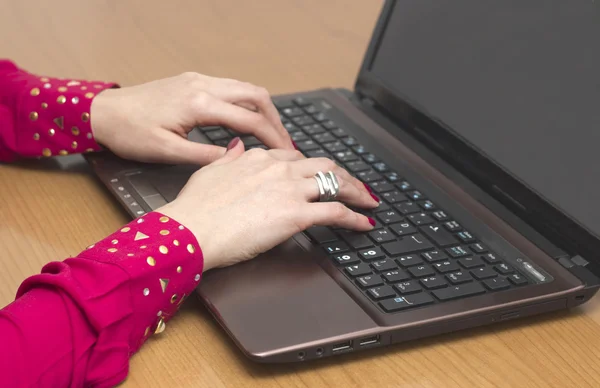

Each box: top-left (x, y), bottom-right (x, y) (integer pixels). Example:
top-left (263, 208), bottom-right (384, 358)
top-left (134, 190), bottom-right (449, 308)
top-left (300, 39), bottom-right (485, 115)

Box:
top-left (0, 59), bottom-right (117, 162)
top-left (0, 212), bottom-right (204, 387)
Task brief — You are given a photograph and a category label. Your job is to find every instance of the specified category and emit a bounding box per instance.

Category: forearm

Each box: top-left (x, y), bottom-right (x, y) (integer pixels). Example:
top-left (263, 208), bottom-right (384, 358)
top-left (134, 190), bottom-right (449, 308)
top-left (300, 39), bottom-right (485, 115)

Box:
top-left (0, 59), bottom-right (116, 162)
top-left (0, 212), bottom-right (203, 386)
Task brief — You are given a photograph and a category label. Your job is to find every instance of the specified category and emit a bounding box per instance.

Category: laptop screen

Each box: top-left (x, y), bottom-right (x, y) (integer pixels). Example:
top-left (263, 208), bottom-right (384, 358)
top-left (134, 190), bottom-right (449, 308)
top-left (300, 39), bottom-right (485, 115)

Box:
top-left (368, 1), bottom-right (600, 238)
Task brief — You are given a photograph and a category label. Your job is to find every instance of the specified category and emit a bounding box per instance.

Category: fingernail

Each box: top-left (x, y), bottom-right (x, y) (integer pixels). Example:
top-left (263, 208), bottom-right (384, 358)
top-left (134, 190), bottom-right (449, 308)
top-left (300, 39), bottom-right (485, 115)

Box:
top-left (370, 193), bottom-right (380, 203)
top-left (227, 137), bottom-right (240, 150)
top-left (292, 141), bottom-right (298, 150)
top-left (368, 217), bottom-right (376, 227)
top-left (363, 183), bottom-right (373, 193)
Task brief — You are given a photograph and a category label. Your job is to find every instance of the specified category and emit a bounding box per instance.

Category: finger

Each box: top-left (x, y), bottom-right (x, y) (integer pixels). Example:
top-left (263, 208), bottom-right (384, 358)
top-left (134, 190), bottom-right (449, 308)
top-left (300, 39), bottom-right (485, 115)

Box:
top-left (291, 157), bottom-right (377, 206)
top-left (211, 137), bottom-right (246, 165)
top-left (297, 174), bottom-right (375, 208)
top-left (154, 130), bottom-right (226, 165)
top-left (300, 202), bottom-right (374, 232)
top-left (194, 95), bottom-right (287, 150)
top-left (210, 80), bottom-right (293, 150)
top-left (265, 149), bottom-right (306, 161)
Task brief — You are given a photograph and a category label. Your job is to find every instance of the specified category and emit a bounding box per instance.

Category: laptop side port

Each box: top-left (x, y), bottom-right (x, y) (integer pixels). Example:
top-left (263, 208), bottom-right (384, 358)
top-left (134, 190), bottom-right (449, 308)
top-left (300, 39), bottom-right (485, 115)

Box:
top-left (332, 340), bottom-right (353, 353)
top-left (359, 335), bottom-right (380, 347)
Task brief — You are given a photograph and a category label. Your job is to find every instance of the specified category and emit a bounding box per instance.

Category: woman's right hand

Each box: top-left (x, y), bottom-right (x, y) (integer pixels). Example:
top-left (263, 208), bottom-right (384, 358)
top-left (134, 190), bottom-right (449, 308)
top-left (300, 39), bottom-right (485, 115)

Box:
top-left (159, 138), bottom-right (379, 271)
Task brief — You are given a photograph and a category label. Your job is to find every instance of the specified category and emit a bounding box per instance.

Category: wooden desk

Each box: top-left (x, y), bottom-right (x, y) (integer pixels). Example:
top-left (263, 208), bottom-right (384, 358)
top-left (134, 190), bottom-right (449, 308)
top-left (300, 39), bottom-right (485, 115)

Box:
top-left (1, 1), bottom-right (600, 387)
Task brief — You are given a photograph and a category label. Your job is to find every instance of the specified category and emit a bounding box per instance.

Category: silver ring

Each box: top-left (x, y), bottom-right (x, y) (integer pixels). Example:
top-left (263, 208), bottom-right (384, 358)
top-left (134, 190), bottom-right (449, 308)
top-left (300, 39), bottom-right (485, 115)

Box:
top-left (314, 170), bottom-right (339, 202)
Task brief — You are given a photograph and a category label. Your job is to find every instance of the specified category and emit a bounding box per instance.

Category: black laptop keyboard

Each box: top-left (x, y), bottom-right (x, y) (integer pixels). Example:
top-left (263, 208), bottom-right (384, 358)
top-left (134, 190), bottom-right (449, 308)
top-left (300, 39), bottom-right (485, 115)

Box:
top-left (197, 96), bottom-right (531, 313)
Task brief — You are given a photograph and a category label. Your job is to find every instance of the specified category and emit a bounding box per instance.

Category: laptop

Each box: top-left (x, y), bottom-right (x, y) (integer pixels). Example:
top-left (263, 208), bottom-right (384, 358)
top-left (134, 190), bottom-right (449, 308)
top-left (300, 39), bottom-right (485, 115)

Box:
top-left (87, 0), bottom-right (600, 362)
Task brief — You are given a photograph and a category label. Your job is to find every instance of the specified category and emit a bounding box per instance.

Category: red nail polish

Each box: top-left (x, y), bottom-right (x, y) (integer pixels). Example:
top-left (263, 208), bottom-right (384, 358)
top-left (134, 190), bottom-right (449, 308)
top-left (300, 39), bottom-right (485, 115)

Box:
top-left (371, 193), bottom-right (380, 203)
top-left (368, 217), bottom-right (376, 227)
top-left (292, 141), bottom-right (298, 150)
top-left (363, 183), bottom-right (373, 193)
top-left (227, 137), bottom-right (240, 150)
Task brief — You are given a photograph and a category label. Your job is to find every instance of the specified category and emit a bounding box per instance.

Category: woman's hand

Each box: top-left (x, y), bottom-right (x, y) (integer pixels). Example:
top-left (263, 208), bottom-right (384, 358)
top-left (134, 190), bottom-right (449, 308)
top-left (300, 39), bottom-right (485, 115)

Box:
top-left (90, 72), bottom-right (293, 165)
top-left (159, 139), bottom-right (378, 271)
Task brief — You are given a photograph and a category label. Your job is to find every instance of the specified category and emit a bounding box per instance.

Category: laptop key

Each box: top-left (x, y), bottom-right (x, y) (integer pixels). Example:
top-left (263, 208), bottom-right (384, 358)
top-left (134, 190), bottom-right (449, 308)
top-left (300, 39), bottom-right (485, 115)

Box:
top-left (372, 259), bottom-right (398, 272)
top-left (370, 180), bottom-right (395, 193)
top-left (383, 233), bottom-right (434, 256)
top-left (353, 144), bottom-right (367, 154)
top-left (282, 107), bottom-right (304, 117)
top-left (397, 180), bottom-right (413, 191)
top-left (379, 293), bottom-right (434, 312)
top-left (394, 280), bottom-right (423, 294)
top-left (322, 120), bottom-right (337, 129)
top-left (482, 253), bottom-right (500, 264)
top-left (432, 210), bottom-right (450, 221)
top-left (407, 191), bottom-right (424, 201)
top-left (472, 267), bottom-right (498, 280)
top-left (381, 191), bottom-right (408, 204)
top-left (357, 169), bottom-right (383, 183)
top-left (369, 228), bottom-right (396, 244)
top-left (342, 137), bottom-right (358, 147)
top-left (306, 149), bottom-right (330, 159)
top-left (446, 271), bottom-right (473, 284)
top-left (333, 150), bottom-right (359, 163)
top-left (396, 254), bottom-right (423, 268)
top-left (345, 263), bottom-right (372, 277)
top-left (507, 273), bottom-right (528, 286)
top-left (293, 96), bottom-right (311, 106)
top-left (373, 162), bottom-right (389, 173)
top-left (303, 104), bottom-right (319, 114)
top-left (447, 245), bottom-right (470, 258)
top-left (331, 127), bottom-right (347, 137)
top-left (323, 241), bottom-right (350, 254)
top-left (340, 232), bottom-right (374, 249)
top-left (433, 260), bottom-right (461, 273)
top-left (407, 212), bottom-right (434, 226)
top-left (313, 132), bottom-right (336, 144)
top-left (313, 112), bottom-right (329, 122)
top-left (284, 122), bottom-right (300, 132)
top-left (303, 124), bottom-right (326, 135)
top-left (305, 226), bottom-right (337, 244)
top-left (457, 231), bottom-right (476, 243)
top-left (367, 285), bottom-right (397, 300)
top-left (356, 274), bottom-right (384, 288)
top-left (483, 277), bottom-right (511, 291)
top-left (420, 224), bottom-right (458, 246)
top-left (390, 222), bottom-right (418, 237)
top-left (419, 200), bottom-right (436, 211)
top-left (444, 221), bottom-right (462, 232)
top-left (293, 115), bottom-right (315, 126)
top-left (205, 128), bottom-right (230, 141)
top-left (470, 243), bottom-right (488, 253)
top-left (458, 256), bottom-right (486, 269)
top-left (385, 172), bottom-right (401, 183)
top-left (376, 210), bottom-right (403, 225)
top-left (494, 263), bottom-right (515, 274)
top-left (296, 140), bottom-right (321, 152)
top-left (323, 141), bottom-right (347, 153)
top-left (382, 270), bottom-right (411, 283)
top-left (346, 160), bottom-right (371, 172)
top-left (422, 250), bottom-right (448, 263)
top-left (242, 136), bottom-right (262, 147)
top-left (290, 131), bottom-right (309, 142)
top-left (214, 139), bottom-right (231, 147)
top-left (332, 252), bottom-right (360, 265)
top-left (432, 282), bottom-right (486, 301)
top-left (362, 153), bottom-right (379, 163)
top-left (395, 202), bottom-right (420, 215)
top-left (420, 276), bottom-right (448, 290)
top-left (359, 247), bottom-right (386, 261)
top-left (408, 264), bottom-right (435, 278)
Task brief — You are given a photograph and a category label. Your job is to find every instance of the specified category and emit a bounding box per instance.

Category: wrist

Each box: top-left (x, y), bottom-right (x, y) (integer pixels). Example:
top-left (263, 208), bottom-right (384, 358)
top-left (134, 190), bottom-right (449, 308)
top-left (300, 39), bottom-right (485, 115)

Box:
top-left (90, 88), bottom-right (118, 147)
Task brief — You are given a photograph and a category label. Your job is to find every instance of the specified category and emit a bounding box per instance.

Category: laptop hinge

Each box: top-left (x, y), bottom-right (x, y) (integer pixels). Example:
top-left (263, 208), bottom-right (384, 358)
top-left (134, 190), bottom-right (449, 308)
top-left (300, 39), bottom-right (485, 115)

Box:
top-left (558, 255), bottom-right (590, 269)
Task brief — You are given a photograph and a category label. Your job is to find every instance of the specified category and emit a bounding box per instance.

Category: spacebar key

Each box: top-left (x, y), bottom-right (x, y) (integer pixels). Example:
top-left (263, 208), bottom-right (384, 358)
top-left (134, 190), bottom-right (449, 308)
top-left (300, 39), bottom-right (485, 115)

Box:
top-left (432, 282), bottom-right (486, 301)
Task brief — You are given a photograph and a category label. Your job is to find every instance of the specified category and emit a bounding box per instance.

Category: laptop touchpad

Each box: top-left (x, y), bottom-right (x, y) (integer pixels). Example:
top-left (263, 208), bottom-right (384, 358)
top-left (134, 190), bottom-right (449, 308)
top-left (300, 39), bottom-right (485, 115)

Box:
top-left (132, 165), bottom-right (198, 203)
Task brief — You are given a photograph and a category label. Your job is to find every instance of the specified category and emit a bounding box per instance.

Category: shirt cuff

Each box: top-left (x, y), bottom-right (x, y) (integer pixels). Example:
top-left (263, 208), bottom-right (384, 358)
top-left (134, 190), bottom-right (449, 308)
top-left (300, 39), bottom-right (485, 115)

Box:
top-left (16, 73), bottom-right (118, 158)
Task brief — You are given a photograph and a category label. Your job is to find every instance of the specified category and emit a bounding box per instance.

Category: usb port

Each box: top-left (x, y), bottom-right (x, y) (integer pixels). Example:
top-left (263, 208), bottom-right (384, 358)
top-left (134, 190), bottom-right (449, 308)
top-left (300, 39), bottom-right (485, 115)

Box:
top-left (332, 340), bottom-right (352, 353)
top-left (359, 335), bottom-right (380, 347)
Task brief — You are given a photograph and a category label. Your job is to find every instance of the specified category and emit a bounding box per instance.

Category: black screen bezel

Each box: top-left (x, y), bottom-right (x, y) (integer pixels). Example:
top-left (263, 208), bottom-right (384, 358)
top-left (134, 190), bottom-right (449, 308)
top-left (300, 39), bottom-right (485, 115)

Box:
top-left (354, 0), bottom-right (600, 268)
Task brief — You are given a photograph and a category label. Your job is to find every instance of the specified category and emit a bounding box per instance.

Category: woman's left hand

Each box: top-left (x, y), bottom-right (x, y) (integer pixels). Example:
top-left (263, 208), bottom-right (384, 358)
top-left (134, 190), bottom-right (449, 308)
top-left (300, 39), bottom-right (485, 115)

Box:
top-left (90, 72), bottom-right (293, 165)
